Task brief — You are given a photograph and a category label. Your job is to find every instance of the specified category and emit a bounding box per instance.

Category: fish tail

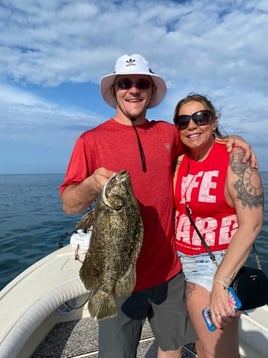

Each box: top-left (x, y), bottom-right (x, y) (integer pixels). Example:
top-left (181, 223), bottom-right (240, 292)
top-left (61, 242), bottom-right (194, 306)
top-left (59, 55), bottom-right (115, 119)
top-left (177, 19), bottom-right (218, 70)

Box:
top-left (88, 290), bottom-right (117, 320)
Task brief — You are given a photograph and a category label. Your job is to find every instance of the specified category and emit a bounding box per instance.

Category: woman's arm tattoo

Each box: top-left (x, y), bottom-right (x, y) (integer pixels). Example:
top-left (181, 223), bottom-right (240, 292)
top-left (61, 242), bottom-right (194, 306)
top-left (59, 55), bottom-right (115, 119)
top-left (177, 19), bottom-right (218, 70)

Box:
top-left (230, 151), bottom-right (263, 208)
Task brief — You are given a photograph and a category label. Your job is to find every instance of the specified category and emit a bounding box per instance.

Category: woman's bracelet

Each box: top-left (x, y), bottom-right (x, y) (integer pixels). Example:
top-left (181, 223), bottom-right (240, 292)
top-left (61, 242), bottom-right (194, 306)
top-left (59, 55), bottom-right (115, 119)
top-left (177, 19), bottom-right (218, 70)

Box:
top-left (213, 278), bottom-right (230, 289)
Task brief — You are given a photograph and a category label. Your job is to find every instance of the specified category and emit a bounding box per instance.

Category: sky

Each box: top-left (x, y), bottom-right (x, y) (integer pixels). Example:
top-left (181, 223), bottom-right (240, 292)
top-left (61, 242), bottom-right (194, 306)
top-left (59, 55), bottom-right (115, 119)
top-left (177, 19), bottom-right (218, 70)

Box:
top-left (0, 0), bottom-right (268, 174)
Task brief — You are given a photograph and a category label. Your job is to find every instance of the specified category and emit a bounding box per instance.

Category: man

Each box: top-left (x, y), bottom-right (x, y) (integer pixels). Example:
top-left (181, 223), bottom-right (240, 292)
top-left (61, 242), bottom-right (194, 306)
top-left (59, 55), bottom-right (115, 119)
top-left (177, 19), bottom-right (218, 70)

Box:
top-left (60, 54), bottom-right (254, 357)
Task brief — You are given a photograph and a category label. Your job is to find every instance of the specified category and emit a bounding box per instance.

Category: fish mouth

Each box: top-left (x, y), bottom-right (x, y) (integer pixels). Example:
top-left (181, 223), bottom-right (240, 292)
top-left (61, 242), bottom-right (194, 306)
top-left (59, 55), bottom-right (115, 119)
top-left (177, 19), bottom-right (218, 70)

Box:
top-left (102, 170), bottom-right (129, 208)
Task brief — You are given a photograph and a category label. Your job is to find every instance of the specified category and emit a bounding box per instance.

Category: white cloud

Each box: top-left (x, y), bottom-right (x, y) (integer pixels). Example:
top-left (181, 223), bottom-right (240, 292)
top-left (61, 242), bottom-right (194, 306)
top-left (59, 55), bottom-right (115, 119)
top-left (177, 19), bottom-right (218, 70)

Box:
top-left (0, 83), bottom-right (102, 133)
top-left (0, 0), bottom-right (267, 172)
top-left (0, 0), bottom-right (265, 87)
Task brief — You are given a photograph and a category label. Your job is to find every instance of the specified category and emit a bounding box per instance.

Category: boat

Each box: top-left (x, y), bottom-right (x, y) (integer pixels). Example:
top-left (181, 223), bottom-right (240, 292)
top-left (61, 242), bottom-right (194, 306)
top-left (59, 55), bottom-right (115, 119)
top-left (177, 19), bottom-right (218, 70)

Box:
top-left (0, 230), bottom-right (267, 358)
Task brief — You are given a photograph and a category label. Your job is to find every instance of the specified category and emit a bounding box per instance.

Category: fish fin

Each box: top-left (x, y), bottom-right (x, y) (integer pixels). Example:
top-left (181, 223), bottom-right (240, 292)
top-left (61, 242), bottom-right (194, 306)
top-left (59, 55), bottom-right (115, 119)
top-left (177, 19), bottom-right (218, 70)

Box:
top-left (79, 258), bottom-right (95, 290)
top-left (115, 264), bottom-right (136, 298)
top-left (88, 290), bottom-right (117, 320)
top-left (76, 209), bottom-right (95, 230)
top-left (79, 275), bottom-right (95, 290)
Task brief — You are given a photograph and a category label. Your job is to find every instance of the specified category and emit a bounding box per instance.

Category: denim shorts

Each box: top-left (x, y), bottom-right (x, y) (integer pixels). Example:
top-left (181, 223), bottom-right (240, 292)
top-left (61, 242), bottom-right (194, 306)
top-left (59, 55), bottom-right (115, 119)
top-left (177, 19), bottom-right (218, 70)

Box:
top-left (177, 250), bottom-right (225, 292)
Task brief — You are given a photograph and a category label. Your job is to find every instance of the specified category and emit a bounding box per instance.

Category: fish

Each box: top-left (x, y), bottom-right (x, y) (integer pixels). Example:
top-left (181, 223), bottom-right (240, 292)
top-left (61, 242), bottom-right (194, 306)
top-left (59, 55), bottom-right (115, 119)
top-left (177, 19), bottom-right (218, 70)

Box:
top-left (78, 170), bottom-right (144, 320)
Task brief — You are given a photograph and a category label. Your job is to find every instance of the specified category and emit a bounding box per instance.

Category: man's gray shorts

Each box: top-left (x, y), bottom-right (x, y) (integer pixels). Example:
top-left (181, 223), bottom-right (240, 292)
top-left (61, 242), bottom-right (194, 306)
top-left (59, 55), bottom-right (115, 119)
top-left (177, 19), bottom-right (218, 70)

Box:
top-left (98, 272), bottom-right (196, 358)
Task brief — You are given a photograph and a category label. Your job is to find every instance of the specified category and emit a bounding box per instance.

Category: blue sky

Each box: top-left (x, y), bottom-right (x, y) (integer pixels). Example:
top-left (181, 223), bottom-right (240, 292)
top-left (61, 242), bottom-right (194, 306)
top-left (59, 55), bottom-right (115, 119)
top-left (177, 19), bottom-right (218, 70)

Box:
top-left (1, 0), bottom-right (268, 174)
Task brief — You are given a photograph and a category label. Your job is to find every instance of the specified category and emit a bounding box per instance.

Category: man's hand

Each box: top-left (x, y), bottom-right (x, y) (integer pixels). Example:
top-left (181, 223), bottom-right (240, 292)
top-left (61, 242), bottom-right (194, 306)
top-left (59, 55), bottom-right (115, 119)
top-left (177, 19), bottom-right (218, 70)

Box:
top-left (61, 167), bottom-right (115, 214)
top-left (216, 136), bottom-right (258, 169)
top-left (88, 167), bottom-right (116, 193)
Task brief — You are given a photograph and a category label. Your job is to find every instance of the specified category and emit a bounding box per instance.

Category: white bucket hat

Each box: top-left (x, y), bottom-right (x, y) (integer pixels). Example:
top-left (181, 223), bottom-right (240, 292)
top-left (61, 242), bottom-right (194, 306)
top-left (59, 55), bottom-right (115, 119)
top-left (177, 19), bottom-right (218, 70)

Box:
top-left (100, 54), bottom-right (167, 109)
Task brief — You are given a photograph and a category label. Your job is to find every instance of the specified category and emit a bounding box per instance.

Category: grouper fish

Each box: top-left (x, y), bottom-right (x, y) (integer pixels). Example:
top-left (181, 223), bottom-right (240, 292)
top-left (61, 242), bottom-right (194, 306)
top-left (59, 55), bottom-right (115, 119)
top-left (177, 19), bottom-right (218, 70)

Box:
top-left (78, 170), bottom-right (144, 320)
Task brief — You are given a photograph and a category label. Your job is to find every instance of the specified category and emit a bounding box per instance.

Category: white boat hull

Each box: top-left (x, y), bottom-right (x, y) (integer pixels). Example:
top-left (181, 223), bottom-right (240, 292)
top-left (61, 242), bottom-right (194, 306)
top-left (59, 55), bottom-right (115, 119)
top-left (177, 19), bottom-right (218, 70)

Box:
top-left (0, 243), bottom-right (267, 357)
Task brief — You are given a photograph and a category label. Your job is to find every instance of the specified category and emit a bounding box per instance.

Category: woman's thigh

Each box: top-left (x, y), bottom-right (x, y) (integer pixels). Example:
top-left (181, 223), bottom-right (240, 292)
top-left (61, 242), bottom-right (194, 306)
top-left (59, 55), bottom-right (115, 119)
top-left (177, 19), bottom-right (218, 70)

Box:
top-left (185, 283), bottom-right (240, 358)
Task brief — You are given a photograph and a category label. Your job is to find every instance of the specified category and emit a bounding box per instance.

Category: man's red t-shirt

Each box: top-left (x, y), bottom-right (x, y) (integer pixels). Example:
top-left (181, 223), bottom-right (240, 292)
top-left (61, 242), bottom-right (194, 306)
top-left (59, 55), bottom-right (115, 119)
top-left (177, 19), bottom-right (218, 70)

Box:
top-left (60, 118), bottom-right (183, 291)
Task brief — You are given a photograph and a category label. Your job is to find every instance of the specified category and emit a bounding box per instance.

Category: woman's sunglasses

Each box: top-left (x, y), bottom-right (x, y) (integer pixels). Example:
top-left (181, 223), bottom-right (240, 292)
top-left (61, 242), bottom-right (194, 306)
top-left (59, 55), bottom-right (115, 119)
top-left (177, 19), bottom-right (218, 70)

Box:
top-left (174, 110), bottom-right (212, 130)
top-left (116, 78), bottom-right (152, 90)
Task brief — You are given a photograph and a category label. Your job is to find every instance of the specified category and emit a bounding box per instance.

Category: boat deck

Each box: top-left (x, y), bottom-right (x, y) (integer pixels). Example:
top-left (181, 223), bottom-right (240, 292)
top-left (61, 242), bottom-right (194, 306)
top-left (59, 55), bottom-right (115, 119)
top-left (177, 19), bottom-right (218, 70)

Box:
top-left (32, 317), bottom-right (197, 357)
top-left (1, 244), bottom-right (267, 358)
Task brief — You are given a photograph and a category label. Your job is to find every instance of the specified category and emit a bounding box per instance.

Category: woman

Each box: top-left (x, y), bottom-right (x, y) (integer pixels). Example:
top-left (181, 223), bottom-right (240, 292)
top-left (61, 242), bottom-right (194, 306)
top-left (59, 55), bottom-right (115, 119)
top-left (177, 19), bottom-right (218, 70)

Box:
top-left (173, 93), bottom-right (264, 357)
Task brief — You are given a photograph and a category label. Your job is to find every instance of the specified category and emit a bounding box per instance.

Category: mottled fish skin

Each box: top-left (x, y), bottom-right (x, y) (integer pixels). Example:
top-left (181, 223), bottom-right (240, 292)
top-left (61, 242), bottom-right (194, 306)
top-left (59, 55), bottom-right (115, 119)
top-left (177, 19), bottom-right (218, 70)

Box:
top-left (79, 170), bottom-right (144, 320)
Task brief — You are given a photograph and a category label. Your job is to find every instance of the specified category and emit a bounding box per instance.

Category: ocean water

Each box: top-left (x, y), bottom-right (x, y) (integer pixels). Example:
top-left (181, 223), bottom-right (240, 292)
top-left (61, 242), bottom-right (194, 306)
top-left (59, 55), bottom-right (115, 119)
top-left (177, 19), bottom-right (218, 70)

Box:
top-left (0, 172), bottom-right (268, 290)
top-left (0, 174), bottom-right (81, 290)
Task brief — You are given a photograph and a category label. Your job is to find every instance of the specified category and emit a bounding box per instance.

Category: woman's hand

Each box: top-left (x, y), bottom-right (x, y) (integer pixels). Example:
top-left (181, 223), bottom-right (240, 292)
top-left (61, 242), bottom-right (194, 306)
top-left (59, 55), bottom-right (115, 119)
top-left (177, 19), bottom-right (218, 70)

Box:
top-left (209, 282), bottom-right (237, 329)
